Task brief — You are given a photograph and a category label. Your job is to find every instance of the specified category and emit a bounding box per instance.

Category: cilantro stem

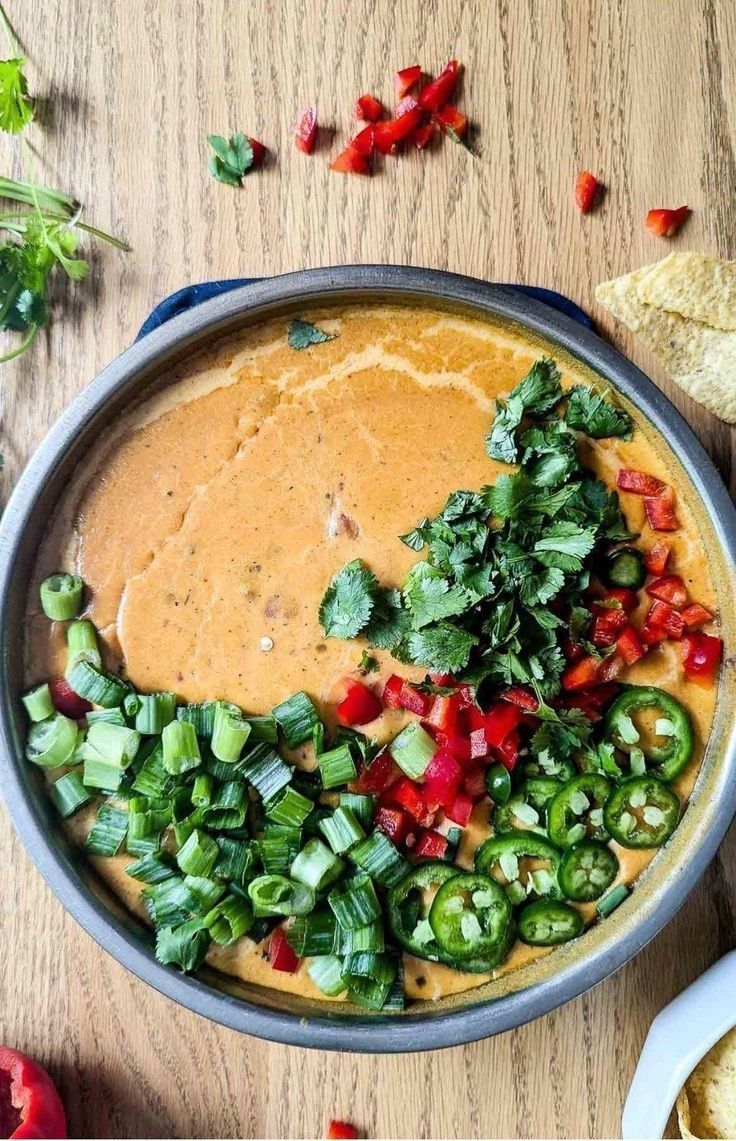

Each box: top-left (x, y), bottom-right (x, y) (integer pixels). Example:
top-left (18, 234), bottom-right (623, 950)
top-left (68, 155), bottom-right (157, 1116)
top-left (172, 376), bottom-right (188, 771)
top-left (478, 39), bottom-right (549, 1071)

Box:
top-left (0, 322), bottom-right (38, 363)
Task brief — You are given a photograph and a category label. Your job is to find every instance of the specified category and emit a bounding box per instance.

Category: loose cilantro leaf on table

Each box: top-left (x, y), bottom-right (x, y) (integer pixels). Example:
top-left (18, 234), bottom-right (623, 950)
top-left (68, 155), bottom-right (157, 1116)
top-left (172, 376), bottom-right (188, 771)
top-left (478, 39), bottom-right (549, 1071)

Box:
top-left (207, 132), bottom-right (254, 186)
top-left (565, 386), bottom-right (633, 440)
top-left (287, 318), bottom-right (335, 350)
top-left (0, 56), bottom-right (33, 134)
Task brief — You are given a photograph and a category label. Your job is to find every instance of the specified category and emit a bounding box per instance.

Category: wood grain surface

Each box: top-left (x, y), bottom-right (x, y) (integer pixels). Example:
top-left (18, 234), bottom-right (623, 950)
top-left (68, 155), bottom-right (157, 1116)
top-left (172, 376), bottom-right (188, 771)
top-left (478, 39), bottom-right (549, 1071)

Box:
top-left (1, 1), bottom-right (735, 1137)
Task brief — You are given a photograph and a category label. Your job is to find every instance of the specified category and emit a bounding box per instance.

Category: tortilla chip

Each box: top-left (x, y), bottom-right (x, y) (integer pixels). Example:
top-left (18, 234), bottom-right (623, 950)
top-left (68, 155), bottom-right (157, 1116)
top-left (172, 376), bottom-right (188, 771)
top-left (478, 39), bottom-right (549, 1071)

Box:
top-left (595, 269), bottom-right (736, 423)
top-left (676, 1028), bottom-right (736, 1139)
top-left (637, 253), bottom-right (736, 331)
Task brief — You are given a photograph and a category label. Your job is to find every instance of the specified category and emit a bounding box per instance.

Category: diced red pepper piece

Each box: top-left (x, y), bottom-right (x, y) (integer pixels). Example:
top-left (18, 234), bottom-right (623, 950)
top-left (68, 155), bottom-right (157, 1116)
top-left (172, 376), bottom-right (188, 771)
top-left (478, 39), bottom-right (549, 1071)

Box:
top-left (646, 574), bottom-right (688, 609)
top-left (647, 600), bottom-right (685, 639)
top-left (419, 59), bottom-right (460, 112)
top-left (598, 655), bottom-right (624, 683)
top-left (469, 727), bottom-right (490, 761)
top-left (641, 620), bottom-right (667, 647)
top-left (0, 1046), bottom-right (67, 1141)
top-left (248, 138), bottom-right (267, 168)
top-left (336, 680), bottom-right (382, 727)
top-left (562, 655), bottom-right (605, 692)
top-left (269, 927), bottom-right (300, 973)
top-left (429, 673), bottom-right (456, 686)
top-left (465, 705), bottom-right (487, 733)
top-left (645, 540), bottom-right (671, 576)
top-left (462, 766), bottom-right (487, 800)
top-left (556, 682), bottom-right (620, 720)
top-left (681, 631), bottom-right (723, 683)
top-left (386, 777), bottom-right (436, 827)
top-left (351, 125), bottom-right (375, 158)
top-left (354, 93), bottom-right (383, 122)
top-left (645, 206), bottom-right (690, 238)
top-left (373, 107), bottom-right (424, 154)
top-left (616, 625), bottom-right (646, 665)
top-left (423, 693), bottom-right (464, 737)
top-left (382, 674), bottom-right (405, 709)
top-left (681, 602), bottom-right (713, 629)
top-left (327, 1121), bottom-right (359, 1140)
top-left (616, 469), bottom-right (668, 497)
top-left (495, 731), bottom-right (521, 772)
top-left (49, 676), bottom-right (92, 720)
top-left (354, 751), bottom-right (400, 794)
top-left (456, 684), bottom-right (476, 708)
top-left (423, 748), bottom-right (462, 808)
top-left (397, 682), bottom-right (433, 717)
top-left (395, 65), bottom-right (422, 100)
top-left (295, 105), bottom-right (318, 154)
top-left (435, 104), bottom-right (468, 139)
top-left (446, 791), bottom-right (473, 827)
top-left (563, 634), bottom-right (586, 662)
top-left (483, 702), bottom-right (525, 749)
top-left (575, 170), bottom-right (602, 214)
top-left (434, 732), bottom-right (472, 763)
top-left (645, 487), bottom-right (678, 532)
top-left (415, 829), bottom-right (448, 859)
top-left (600, 587), bottom-right (639, 614)
top-left (329, 144), bottom-right (370, 175)
top-left (393, 94), bottom-right (419, 118)
top-left (499, 686), bottom-right (540, 713)
top-left (590, 606), bottom-right (629, 647)
top-left (410, 120), bottom-right (436, 149)
top-left (374, 805), bottom-right (410, 846)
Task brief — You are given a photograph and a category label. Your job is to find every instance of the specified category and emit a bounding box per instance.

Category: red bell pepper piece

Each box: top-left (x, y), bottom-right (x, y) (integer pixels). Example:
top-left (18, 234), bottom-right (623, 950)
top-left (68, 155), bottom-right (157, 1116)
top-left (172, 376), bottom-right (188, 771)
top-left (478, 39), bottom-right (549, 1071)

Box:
top-left (646, 574), bottom-right (688, 609)
top-left (434, 732), bottom-right (472, 763)
top-left (461, 766), bottom-right (487, 800)
top-left (645, 487), bottom-right (678, 532)
top-left (350, 126), bottom-right (375, 158)
top-left (373, 107), bottom-right (424, 154)
top-left (429, 673), bottom-right (456, 686)
top-left (681, 631), bottom-right (723, 683)
top-left (600, 588), bottom-right (639, 614)
top-left (415, 829), bottom-right (448, 859)
top-left (645, 540), bottom-right (671, 576)
top-left (49, 676), bottom-right (92, 720)
top-left (329, 144), bottom-right (370, 175)
top-left (647, 600), bottom-right (685, 639)
top-left (495, 731), bottom-right (521, 772)
top-left (393, 94), bottom-right (419, 118)
top-left (446, 792), bottom-right (473, 827)
top-left (645, 206), bottom-right (690, 238)
top-left (423, 693), bottom-right (464, 737)
top-left (423, 748), bottom-right (462, 807)
top-left (374, 805), bottom-right (410, 846)
top-left (590, 606), bottom-right (629, 647)
top-left (419, 59), bottom-right (460, 112)
top-left (681, 602), bottom-right (713, 629)
top-left (465, 705), bottom-right (487, 732)
top-left (354, 93), bottom-right (383, 122)
top-left (385, 777), bottom-right (436, 827)
top-left (562, 655), bottom-right (604, 692)
top-left (295, 105), bottom-right (318, 154)
top-left (556, 682), bottom-right (620, 720)
top-left (248, 138), bottom-right (267, 168)
top-left (616, 469), bottom-right (667, 497)
top-left (641, 619), bottom-right (667, 647)
top-left (469, 727), bottom-right (490, 761)
top-left (499, 686), bottom-right (540, 713)
top-left (327, 1122), bottom-right (358, 1140)
top-left (382, 674), bottom-right (405, 709)
top-left (483, 703), bottom-right (524, 748)
top-left (563, 634), bottom-right (586, 662)
top-left (616, 624), bottom-right (646, 665)
top-left (269, 928), bottom-right (300, 973)
top-left (395, 65), bottom-right (422, 101)
top-left (574, 170), bottom-right (602, 214)
top-left (0, 1047), bottom-right (67, 1140)
top-left (435, 104), bottom-right (468, 139)
top-left (598, 655), bottom-right (624, 684)
top-left (354, 751), bottom-right (400, 794)
top-left (336, 680), bottom-right (382, 727)
top-left (410, 120), bottom-right (436, 149)
top-left (397, 683), bottom-right (433, 717)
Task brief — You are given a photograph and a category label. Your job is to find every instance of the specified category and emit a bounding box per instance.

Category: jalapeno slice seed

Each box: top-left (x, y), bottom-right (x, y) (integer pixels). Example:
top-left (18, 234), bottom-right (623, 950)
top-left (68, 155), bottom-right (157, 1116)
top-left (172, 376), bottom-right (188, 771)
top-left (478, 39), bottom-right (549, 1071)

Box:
top-left (518, 899), bottom-right (584, 946)
top-left (603, 685), bottom-right (694, 782)
top-left (546, 773), bottom-right (612, 848)
top-left (603, 776), bottom-right (680, 848)
top-left (474, 830), bottom-right (562, 903)
top-left (429, 872), bottom-right (512, 960)
top-left (558, 841), bottom-right (619, 902)
top-left (494, 777), bottom-right (563, 835)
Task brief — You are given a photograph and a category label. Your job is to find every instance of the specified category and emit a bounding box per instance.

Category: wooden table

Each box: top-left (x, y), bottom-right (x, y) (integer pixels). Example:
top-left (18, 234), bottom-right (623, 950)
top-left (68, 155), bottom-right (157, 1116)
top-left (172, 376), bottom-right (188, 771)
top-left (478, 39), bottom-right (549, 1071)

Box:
top-left (1, 1), bottom-right (735, 1136)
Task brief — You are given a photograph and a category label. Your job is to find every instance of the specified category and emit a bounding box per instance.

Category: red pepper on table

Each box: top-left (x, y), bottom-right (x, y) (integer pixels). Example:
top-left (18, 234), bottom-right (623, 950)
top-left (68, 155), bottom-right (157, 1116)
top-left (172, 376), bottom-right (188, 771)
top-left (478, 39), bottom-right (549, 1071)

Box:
top-left (681, 631), bottom-right (723, 683)
top-left (354, 751), bottom-right (400, 794)
top-left (326, 1122), bottom-right (359, 1140)
top-left (645, 206), bottom-right (690, 238)
top-left (616, 624), bottom-right (646, 665)
top-left (350, 126), bottom-right (376, 158)
top-left (645, 487), bottom-right (678, 532)
top-left (646, 600), bottom-right (685, 639)
top-left (373, 107), bottom-right (424, 154)
top-left (374, 805), bottom-right (410, 846)
top-left (434, 104), bottom-right (468, 139)
top-left (646, 574), bottom-right (688, 609)
top-left (0, 1047), bottom-right (66, 1141)
top-left (295, 105), bottom-right (318, 154)
top-left (419, 59), bottom-right (460, 112)
top-left (268, 928), bottom-right (300, 973)
top-left (415, 829), bottom-right (448, 859)
top-left (393, 94), bottom-right (419, 119)
top-left (645, 539), bottom-right (671, 576)
top-left (248, 138), bottom-right (267, 168)
top-left (410, 120), bottom-right (436, 149)
top-left (329, 144), bottom-right (371, 175)
top-left (354, 93), bottom-right (383, 122)
top-left (394, 65), bottom-right (422, 101)
top-left (574, 170), bottom-right (602, 214)
top-left (616, 468), bottom-right (668, 498)
top-left (423, 748), bottom-right (462, 807)
top-left (336, 680), bottom-right (382, 726)
top-left (49, 676), bottom-right (91, 720)
top-left (681, 602), bottom-right (713, 629)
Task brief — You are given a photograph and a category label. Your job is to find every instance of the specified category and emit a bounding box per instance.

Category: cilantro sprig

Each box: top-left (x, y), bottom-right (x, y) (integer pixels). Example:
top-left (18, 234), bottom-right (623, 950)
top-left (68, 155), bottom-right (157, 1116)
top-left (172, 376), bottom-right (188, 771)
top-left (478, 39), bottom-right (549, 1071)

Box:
top-left (207, 132), bottom-right (255, 186)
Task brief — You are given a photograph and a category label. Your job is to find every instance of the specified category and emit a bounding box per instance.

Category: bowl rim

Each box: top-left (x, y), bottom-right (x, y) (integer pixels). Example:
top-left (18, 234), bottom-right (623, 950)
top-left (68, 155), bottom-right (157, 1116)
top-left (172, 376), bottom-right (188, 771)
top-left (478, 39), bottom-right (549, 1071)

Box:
top-left (1, 263), bottom-right (735, 1052)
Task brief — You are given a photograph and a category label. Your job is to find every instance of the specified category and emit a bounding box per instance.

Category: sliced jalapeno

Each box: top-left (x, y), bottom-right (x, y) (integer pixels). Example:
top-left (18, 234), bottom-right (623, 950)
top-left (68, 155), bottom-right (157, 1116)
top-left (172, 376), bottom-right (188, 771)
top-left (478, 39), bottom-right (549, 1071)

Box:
top-left (546, 773), bottom-right (612, 848)
top-left (474, 830), bottom-right (562, 903)
top-left (429, 872), bottom-right (512, 960)
top-left (558, 841), bottom-right (619, 902)
top-left (603, 776), bottom-right (680, 848)
top-left (603, 686), bottom-right (694, 782)
top-left (485, 763), bottom-right (512, 805)
top-left (386, 861), bottom-right (460, 964)
top-left (600, 546), bottom-right (646, 590)
top-left (494, 778), bottom-right (563, 835)
top-left (518, 899), bottom-right (584, 946)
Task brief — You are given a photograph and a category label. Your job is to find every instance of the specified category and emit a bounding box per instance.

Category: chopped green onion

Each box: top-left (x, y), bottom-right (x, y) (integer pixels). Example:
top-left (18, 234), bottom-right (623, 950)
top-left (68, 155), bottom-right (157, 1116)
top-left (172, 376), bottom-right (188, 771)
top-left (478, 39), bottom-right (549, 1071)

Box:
top-left (25, 712), bottom-right (78, 768)
top-left (131, 740), bottom-right (172, 798)
top-left (272, 691), bottom-right (320, 747)
top-left (389, 722), bottom-right (436, 779)
top-left (211, 701), bottom-right (251, 762)
top-left (176, 828), bottom-right (219, 878)
top-left (66, 660), bottom-right (129, 708)
top-left (245, 715), bottom-right (278, 745)
top-left (80, 745), bottom-right (125, 791)
top-left (184, 874), bottom-right (226, 912)
top-left (66, 620), bottom-right (101, 670)
top-left (126, 795), bottom-right (171, 855)
top-left (214, 838), bottom-right (258, 884)
top-left (328, 876), bottom-right (381, 930)
top-left (349, 830), bottom-right (408, 887)
top-left (22, 683), bottom-right (54, 723)
top-left (259, 825), bottom-right (302, 875)
top-left (285, 911), bottom-right (338, 956)
top-left (170, 788), bottom-right (202, 846)
top-left (176, 701), bottom-right (218, 736)
top-left (39, 573), bottom-right (83, 620)
top-left (334, 919), bottom-right (384, 955)
top-left (50, 770), bottom-right (92, 817)
top-left (318, 743), bottom-right (357, 790)
top-left (123, 691), bottom-right (141, 718)
top-left (205, 894), bottom-right (253, 944)
top-left (85, 803), bottom-right (128, 856)
top-left (307, 954), bottom-right (346, 997)
top-left (382, 957), bottom-right (405, 1013)
top-left (86, 707), bottom-right (126, 726)
top-left (126, 852), bottom-right (176, 884)
top-left (339, 793), bottom-right (375, 830)
top-left (238, 743), bottom-right (292, 801)
top-left (265, 786), bottom-right (313, 828)
top-left (135, 692), bottom-right (177, 734)
top-left (247, 874), bottom-right (316, 917)
top-left (292, 770), bottom-right (323, 801)
top-left (596, 882), bottom-right (630, 918)
top-left (199, 781), bottom-right (249, 829)
top-left (162, 719), bottom-right (201, 775)
top-left (143, 876), bottom-right (198, 927)
top-left (192, 772), bottom-right (214, 808)
top-left (343, 951), bottom-right (397, 1011)
top-left (155, 920), bottom-right (209, 971)
top-left (87, 720), bottom-right (140, 766)
top-left (291, 838), bottom-right (345, 892)
top-left (319, 806), bottom-right (365, 854)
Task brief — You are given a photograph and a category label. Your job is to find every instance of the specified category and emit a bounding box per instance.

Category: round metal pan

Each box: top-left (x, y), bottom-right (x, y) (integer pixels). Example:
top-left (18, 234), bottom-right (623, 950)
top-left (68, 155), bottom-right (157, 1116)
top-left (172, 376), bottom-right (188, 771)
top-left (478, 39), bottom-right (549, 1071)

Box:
top-left (1, 265), bottom-right (735, 1052)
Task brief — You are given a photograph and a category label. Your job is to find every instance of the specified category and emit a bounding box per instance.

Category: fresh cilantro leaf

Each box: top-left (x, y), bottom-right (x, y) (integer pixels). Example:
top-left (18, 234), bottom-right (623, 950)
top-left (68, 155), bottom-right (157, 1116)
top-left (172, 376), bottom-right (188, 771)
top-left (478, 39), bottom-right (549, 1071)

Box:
top-left (398, 519), bottom-right (428, 550)
top-left (0, 57), bottom-right (33, 134)
top-left (207, 132), bottom-right (254, 186)
top-left (485, 358), bottom-right (563, 464)
top-left (521, 422), bottom-right (580, 488)
top-left (405, 622), bottom-right (479, 673)
top-left (403, 563), bottom-right (470, 629)
top-left (569, 605), bottom-right (591, 645)
top-left (365, 587), bottom-right (412, 651)
top-left (520, 566), bottom-right (565, 607)
top-left (319, 559), bottom-right (378, 639)
top-left (566, 386), bottom-right (633, 440)
top-left (440, 490), bottom-right (488, 521)
top-left (287, 318), bottom-right (335, 350)
top-left (534, 522), bottom-right (597, 570)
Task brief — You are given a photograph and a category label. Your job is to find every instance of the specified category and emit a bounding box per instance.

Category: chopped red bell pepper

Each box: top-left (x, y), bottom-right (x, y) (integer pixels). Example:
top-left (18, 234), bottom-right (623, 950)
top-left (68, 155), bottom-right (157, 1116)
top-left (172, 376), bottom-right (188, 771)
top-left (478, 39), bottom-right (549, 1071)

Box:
top-left (434, 732), bottom-right (472, 763)
top-left (483, 703), bottom-right (524, 749)
top-left (336, 680), bottom-right (382, 727)
top-left (469, 727), bottom-right (490, 761)
top-left (645, 206), bottom-right (690, 238)
top-left (681, 631), bottom-right (723, 683)
top-left (616, 624), bottom-right (646, 665)
top-left (598, 655), bottom-right (624, 683)
top-left (329, 144), bottom-right (370, 175)
top-left (641, 619), bottom-right (667, 647)
top-left (354, 93), bottom-right (383, 122)
top-left (646, 574), bottom-right (688, 609)
top-left (326, 1121), bottom-right (359, 1140)
top-left (646, 600), bottom-right (685, 639)
top-left (410, 120), bottom-right (436, 149)
top-left (645, 487), bottom-right (678, 532)
top-left (495, 731), bottom-right (521, 772)
top-left (419, 59), bottom-right (460, 112)
top-left (415, 829), bottom-right (448, 859)
top-left (373, 107), bottom-right (424, 154)
top-left (49, 676), bottom-right (92, 720)
top-left (395, 65), bottom-right (422, 101)
top-left (382, 674), bottom-right (405, 709)
top-left (423, 693), bottom-right (464, 737)
top-left (351, 125), bottom-right (375, 158)
top-left (574, 170), bottom-right (602, 213)
top-left (393, 94), bottom-right (419, 118)
top-left (429, 673), bottom-right (456, 686)
top-left (435, 104), bottom-right (468, 139)
top-left (499, 686), bottom-right (540, 713)
top-left (295, 105), bottom-right (318, 154)
top-left (563, 634), bottom-right (586, 662)
top-left (645, 540), bottom-right (671, 576)
top-left (562, 654), bottom-right (605, 691)
top-left (556, 682), bottom-right (620, 720)
top-left (456, 684), bottom-right (476, 708)
top-left (374, 805), bottom-right (410, 846)
top-left (446, 791), bottom-right (473, 827)
top-left (248, 138), bottom-right (267, 168)
top-left (681, 602), bottom-right (713, 629)
top-left (461, 766), bottom-right (487, 800)
top-left (616, 469), bottom-right (667, 497)
top-left (354, 751), bottom-right (400, 794)
top-left (386, 777), bottom-right (436, 827)
top-left (590, 606), bottom-right (629, 647)
top-left (0, 1046), bottom-right (67, 1140)
top-left (269, 928), bottom-right (300, 973)
top-left (600, 587), bottom-right (639, 613)
top-left (465, 705), bottom-right (487, 733)
top-left (423, 748), bottom-right (462, 807)
top-left (397, 682), bottom-right (433, 717)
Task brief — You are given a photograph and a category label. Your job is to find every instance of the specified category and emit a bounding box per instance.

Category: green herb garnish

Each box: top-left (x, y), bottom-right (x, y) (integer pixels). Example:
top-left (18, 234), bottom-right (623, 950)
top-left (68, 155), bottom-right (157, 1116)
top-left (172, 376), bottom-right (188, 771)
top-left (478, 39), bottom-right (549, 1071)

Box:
top-left (207, 132), bottom-right (254, 186)
top-left (287, 318), bottom-right (335, 350)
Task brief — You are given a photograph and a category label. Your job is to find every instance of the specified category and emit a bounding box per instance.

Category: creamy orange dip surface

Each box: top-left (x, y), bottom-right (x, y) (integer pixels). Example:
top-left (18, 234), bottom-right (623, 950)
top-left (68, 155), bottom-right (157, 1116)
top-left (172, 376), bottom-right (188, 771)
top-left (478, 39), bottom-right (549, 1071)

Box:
top-left (26, 303), bottom-right (718, 1006)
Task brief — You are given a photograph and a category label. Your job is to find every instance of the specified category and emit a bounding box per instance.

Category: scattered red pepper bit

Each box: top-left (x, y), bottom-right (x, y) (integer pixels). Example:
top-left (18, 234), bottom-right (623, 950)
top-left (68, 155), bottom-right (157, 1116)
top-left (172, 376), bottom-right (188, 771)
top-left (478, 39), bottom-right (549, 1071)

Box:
top-left (374, 107), bottom-right (424, 155)
top-left (395, 65), bottom-right (422, 101)
top-left (295, 105), bottom-right (318, 154)
top-left (336, 680), bottom-right (382, 726)
top-left (419, 59), bottom-right (460, 112)
top-left (248, 138), bottom-right (267, 168)
top-left (411, 120), bottom-right (436, 149)
top-left (326, 1122), bottom-right (359, 1140)
top-left (0, 1046), bottom-right (67, 1140)
top-left (415, 829), bottom-right (448, 859)
top-left (374, 804), bottom-right (410, 846)
top-left (393, 94), bottom-right (419, 118)
top-left (647, 599), bottom-right (685, 639)
top-left (681, 631), bottom-right (723, 683)
top-left (645, 206), bottom-right (690, 238)
top-left (329, 143), bottom-right (371, 175)
top-left (354, 750), bottom-right (400, 794)
top-left (354, 93), bottom-right (383, 122)
top-left (575, 170), bottom-right (602, 214)
top-left (268, 927), bottom-right (300, 973)
top-left (646, 574), bottom-right (688, 608)
top-left (645, 486), bottom-right (678, 532)
top-left (434, 104), bottom-right (468, 140)
top-left (601, 587), bottom-right (639, 613)
top-left (350, 125), bottom-right (375, 159)
top-left (49, 676), bottom-right (91, 719)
